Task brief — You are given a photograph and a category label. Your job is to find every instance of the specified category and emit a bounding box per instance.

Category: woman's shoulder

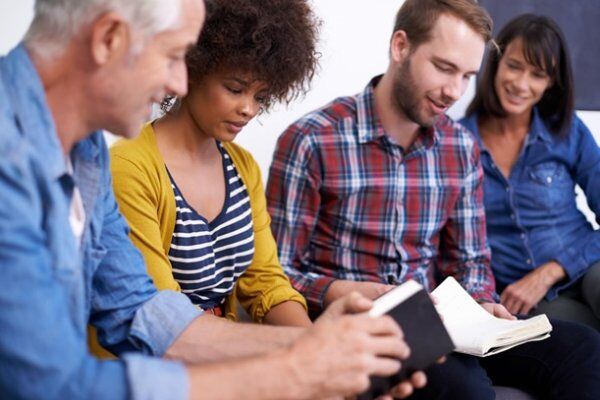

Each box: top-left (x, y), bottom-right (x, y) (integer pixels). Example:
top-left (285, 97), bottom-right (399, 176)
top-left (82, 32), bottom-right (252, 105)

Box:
top-left (539, 112), bottom-right (595, 146)
top-left (569, 113), bottom-right (594, 137)
top-left (110, 123), bottom-right (162, 170)
top-left (568, 113), bottom-right (600, 151)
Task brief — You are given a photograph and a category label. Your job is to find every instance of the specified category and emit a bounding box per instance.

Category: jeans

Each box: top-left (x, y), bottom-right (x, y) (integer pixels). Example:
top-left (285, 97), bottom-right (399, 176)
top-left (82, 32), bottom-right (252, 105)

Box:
top-left (407, 319), bottom-right (600, 400)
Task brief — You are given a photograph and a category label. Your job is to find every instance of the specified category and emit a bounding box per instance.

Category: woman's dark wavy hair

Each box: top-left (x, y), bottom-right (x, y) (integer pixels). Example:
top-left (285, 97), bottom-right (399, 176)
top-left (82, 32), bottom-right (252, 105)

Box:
top-left (466, 14), bottom-right (574, 137)
top-left (162, 0), bottom-right (320, 113)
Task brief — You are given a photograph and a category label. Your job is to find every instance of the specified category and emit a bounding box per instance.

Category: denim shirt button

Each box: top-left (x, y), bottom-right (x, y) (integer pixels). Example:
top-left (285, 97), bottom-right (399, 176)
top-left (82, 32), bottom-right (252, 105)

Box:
top-left (520, 233), bottom-right (526, 239)
top-left (546, 176), bottom-right (553, 184)
top-left (505, 186), bottom-right (510, 192)
top-left (511, 213), bottom-right (516, 219)
top-left (526, 259), bottom-right (532, 265)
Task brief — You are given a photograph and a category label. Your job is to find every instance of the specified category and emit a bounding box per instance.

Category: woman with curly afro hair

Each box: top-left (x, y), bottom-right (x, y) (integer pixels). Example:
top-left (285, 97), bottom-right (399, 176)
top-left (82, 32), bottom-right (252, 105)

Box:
top-left (109, 0), bottom-right (320, 326)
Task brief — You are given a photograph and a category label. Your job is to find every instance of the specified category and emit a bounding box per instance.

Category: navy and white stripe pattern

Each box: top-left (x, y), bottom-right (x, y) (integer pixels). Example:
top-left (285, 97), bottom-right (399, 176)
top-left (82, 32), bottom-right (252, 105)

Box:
top-left (168, 143), bottom-right (254, 309)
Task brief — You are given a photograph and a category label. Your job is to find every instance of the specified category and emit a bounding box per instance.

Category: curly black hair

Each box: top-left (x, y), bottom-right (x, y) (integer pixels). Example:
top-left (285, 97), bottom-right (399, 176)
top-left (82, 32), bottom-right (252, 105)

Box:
top-left (164, 0), bottom-right (320, 112)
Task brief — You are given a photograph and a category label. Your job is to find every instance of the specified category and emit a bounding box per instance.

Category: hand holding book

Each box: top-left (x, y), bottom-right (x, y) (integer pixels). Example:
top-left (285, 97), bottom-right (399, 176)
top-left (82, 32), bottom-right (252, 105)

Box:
top-left (358, 280), bottom-right (454, 400)
top-left (479, 302), bottom-right (516, 320)
top-left (432, 277), bottom-right (553, 357)
top-left (358, 277), bottom-right (552, 398)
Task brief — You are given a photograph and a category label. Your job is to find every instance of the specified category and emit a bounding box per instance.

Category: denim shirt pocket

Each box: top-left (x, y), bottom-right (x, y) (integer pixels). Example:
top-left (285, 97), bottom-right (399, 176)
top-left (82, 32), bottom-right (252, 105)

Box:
top-left (528, 161), bottom-right (574, 209)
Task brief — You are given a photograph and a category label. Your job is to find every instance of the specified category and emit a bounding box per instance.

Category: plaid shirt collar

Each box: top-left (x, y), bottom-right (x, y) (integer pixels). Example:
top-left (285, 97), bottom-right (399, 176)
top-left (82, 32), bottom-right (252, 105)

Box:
top-left (356, 76), bottom-right (387, 144)
top-left (356, 75), bottom-right (441, 154)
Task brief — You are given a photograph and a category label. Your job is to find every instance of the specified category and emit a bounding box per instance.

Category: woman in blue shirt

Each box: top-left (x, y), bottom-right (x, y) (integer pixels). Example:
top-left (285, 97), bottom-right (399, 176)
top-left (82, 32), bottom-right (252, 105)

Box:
top-left (461, 14), bottom-right (600, 331)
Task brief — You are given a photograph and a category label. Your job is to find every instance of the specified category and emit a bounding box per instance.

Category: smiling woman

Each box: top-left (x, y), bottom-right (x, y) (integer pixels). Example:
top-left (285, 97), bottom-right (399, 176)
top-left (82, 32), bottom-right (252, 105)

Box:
top-left (460, 14), bottom-right (600, 331)
top-left (106, 0), bottom-right (320, 332)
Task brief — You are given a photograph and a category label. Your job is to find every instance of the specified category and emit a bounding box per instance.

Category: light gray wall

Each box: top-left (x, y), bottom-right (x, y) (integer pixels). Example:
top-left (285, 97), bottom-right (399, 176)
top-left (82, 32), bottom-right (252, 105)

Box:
top-left (2, 0), bottom-right (597, 226)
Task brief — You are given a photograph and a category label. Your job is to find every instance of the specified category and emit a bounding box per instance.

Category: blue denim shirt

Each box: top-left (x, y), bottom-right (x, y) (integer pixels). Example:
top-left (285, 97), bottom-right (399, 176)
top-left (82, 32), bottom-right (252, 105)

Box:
top-left (460, 110), bottom-right (600, 300)
top-left (0, 45), bottom-right (202, 399)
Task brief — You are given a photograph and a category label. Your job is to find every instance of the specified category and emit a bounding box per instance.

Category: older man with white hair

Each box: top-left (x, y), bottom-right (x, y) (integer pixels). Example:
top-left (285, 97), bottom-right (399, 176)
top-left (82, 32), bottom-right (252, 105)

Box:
top-left (0, 1), bottom-right (423, 399)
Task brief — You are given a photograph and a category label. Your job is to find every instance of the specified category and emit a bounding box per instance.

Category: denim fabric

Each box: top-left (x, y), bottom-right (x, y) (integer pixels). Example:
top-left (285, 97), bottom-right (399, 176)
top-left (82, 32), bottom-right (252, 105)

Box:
top-left (460, 111), bottom-right (600, 300)
top-left (0, 44), bottom-right (201, 399)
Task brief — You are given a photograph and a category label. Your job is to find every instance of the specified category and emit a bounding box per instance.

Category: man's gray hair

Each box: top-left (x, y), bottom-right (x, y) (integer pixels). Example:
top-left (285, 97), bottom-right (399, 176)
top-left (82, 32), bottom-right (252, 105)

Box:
top-left (24, 0), bottom-right (182, 59)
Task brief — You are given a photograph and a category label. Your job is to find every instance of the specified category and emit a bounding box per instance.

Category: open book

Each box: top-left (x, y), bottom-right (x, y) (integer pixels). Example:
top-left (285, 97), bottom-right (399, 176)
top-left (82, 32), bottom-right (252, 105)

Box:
top-left (432, 277), bottom-right (552, 357)
top-left (358, 280), bottom-right (455, 400)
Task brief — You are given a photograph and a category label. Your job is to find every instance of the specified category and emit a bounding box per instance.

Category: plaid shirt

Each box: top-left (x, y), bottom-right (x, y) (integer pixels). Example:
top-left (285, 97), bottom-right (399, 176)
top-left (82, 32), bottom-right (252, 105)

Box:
top-left (266, 76), bottom-right (497, 314)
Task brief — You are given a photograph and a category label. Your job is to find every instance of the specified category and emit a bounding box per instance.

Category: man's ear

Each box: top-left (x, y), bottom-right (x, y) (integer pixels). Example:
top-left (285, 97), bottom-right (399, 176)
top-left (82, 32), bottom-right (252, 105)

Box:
top-left (390, 30), bottom-right (411, 63)
top-left (89, 12), bottom-right (129, 65)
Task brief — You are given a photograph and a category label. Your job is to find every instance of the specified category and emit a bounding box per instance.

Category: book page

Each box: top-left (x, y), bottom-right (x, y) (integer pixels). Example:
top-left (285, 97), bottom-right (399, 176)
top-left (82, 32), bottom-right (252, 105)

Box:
top-left (432, 277), bottom-right (552, 356)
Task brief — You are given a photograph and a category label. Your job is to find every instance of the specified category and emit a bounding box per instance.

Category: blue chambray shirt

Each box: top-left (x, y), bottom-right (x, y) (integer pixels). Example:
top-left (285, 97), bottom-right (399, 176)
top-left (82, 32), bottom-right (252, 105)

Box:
top-left (0, 45), bottom-right (202, 399)
top-left (460, 110), bottom-right (600, 300)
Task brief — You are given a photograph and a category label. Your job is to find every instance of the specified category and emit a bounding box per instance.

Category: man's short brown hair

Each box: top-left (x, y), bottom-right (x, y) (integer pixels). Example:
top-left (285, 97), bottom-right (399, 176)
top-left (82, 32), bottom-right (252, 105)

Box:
top-left (393, 0), bottom-right (492, 49)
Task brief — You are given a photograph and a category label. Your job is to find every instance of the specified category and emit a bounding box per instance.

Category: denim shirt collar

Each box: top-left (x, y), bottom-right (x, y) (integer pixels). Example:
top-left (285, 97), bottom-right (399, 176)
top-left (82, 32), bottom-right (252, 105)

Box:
top-left (2, 43), bottom-right (104, 238)
top-left (356, 75), bottom-right (440, 149)
top-left (461, 107), bottom-right (553, 154)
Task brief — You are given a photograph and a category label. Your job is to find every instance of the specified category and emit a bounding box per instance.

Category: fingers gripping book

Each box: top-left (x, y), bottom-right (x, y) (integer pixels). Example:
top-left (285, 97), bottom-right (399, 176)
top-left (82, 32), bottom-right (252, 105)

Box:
top-left (359, 277), bottom-right (552, 399)
top-left (358, 280), bottom-right (454, 400)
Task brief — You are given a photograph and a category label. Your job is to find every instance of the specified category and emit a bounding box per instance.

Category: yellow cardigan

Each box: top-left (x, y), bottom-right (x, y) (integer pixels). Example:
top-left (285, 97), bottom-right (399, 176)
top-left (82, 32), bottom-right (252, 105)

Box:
top-left (108, 123), bottom-right (307, 322)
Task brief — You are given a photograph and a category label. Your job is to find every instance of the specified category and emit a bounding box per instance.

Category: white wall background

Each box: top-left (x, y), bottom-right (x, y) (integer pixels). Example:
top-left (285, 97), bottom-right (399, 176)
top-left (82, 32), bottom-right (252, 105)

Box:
top-left (1, 0), bottom-right (597, 226)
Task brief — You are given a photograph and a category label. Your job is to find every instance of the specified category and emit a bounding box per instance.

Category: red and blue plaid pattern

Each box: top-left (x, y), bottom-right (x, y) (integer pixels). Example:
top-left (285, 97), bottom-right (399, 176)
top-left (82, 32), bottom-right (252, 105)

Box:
top-left (267, 77), bottom-right (497, 314)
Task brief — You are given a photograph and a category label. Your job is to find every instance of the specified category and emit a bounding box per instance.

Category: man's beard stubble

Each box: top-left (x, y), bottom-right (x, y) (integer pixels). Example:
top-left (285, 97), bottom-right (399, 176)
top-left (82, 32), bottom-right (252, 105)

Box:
top-left (391, 58), bottom-right (438, 128)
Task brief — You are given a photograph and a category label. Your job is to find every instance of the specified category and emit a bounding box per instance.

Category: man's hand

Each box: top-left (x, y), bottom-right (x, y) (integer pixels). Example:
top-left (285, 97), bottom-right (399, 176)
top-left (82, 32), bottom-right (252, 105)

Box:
top-left (480, 302), bottom-right (516, 320)
top-left (324, 280), bottom-right (396, 308)
top-left (285, 292), bottom-right (416, 399)
top-left (380, 371), bottom-right (428, 399)
top-left (500, 261), bottom-right (566, 314)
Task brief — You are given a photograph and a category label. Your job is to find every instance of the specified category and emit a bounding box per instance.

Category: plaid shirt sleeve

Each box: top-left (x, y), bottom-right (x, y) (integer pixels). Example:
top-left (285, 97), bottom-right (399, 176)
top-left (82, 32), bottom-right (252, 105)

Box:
top-left (266, 124), bottom-right (336, 313)
top-left (438, 138), bottom-right (499, 303)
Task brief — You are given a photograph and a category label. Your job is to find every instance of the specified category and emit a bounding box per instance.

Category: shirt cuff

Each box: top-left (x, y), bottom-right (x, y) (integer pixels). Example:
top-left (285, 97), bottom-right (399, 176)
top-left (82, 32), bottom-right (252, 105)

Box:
top-left (253, 289), bottom-right (308, 322)
top-left (130, 290), bottom-right (202, 356)
top-left (304, 276), bottom-right (336, 316)
top-left (123, 353), bottom-right (188, 400)
top-left (555, 249), bottom-right (588, 283)
top-left (545, 252), bottom-right (587, 300)
top-left (470, 289), bottom-right (499, 304)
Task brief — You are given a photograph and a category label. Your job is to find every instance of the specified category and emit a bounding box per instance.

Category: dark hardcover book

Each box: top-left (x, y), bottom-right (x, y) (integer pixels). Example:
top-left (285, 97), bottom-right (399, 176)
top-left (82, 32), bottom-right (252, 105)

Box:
top-left (358, 280), bottom-right (455, 400)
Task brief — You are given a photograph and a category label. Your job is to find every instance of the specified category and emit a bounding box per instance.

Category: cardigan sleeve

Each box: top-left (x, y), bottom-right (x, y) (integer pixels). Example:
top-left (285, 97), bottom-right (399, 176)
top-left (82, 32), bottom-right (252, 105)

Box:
top-left (232, 147), bottom-right (308, 322)
top-left (109, 150), bottom-right (181, 293)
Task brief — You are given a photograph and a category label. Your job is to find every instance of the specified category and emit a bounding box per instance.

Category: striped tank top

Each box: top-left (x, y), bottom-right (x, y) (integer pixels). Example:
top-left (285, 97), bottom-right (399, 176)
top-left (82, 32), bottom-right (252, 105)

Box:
top-left (167, 142), bottom-right (255, 309)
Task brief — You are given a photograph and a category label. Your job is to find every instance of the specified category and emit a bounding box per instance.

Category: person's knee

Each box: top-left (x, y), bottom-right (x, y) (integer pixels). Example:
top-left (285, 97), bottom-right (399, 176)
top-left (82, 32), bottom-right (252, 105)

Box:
top-left (536, 296), bottom-right (599, 331)
top-left (441, 372), bottom-right (495, 400)
top-left (561, 323), bottom-right (600, 399)
top-left (551, 320), bottom-right (600, 368)
top-left (576, 323), bottom-right (600, 361)
top-left (420, 355), bottom-right (494, 400)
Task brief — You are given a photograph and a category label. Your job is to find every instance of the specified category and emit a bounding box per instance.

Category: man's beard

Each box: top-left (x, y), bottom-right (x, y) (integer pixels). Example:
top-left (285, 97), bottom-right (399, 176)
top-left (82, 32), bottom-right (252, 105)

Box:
top-left (391, 58), bottom-right (439, 128)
